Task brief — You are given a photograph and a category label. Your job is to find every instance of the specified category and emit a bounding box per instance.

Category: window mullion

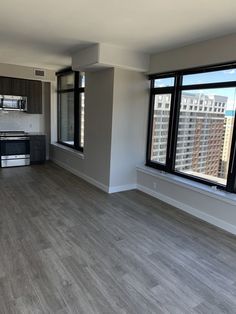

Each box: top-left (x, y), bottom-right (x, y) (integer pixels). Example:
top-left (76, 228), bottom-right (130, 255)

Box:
top-left (166, 75), bottom-right (182, 172)
top-left (226, 114), bottom-right (236, 192)
top-left (74, 72), bottom-right (80, 150)
top-left (165, 89), bottom-right (175, 171)
top-left (57, 75), bottom-right (61, 143)
top-left (146, 85), bottom-right (156, 165)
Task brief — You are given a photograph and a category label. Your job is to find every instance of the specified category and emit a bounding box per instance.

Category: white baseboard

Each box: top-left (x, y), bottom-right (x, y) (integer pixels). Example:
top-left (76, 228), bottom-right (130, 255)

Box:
top-left (50, 158), bottom-right (236, 235)
top-left (52, 159), bottom-right (109, 193)
top-left (52, 158), bottom-right (137, 194)
top-left (108, 184), bottom-right (137, 194)
top-left (137, 184), bottom-right (236, 236)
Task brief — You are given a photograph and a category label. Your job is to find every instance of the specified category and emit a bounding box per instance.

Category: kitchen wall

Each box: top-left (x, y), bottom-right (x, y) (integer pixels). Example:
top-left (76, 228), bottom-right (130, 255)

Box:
top-left (0, 110), bottom-right (44, 132)
top-left (0, 63), bottom-right (56, 158)
top-left (0, 82), bottom-right (48, 133)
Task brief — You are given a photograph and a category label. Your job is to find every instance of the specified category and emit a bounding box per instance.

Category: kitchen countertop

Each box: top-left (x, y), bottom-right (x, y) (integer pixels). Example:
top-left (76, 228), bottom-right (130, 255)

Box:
top-left (27, 132), bottom-right (46, 136)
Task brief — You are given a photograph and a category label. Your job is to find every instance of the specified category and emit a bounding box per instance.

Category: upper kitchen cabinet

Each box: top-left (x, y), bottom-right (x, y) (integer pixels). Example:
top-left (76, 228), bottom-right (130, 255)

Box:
top-left (0, 76), bottom-right (43, 114)
top-left (26, 80), bottom-right (42, 114)
top-left (11, 78), bottom-right (27, 97)
top-left (0, 77), bottom-right (12, 95)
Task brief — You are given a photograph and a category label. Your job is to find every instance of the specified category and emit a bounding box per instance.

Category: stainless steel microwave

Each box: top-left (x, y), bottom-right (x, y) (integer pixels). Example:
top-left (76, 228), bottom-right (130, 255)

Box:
top-left (0, 95), bottom-right (27, 111)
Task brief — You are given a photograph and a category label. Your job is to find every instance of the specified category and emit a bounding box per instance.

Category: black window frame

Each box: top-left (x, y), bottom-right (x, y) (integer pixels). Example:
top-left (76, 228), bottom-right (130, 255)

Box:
top-left (146, 61), bottom-right (236, 193)
top-left (56, 67), bottom-right (85, 153)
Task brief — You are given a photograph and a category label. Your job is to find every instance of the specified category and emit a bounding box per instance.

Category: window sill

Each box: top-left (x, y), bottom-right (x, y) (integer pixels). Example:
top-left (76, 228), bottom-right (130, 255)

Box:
top-left (51, 143), bottom-right (84, 159)
top-left (137, 165), bottom-right (236, 206)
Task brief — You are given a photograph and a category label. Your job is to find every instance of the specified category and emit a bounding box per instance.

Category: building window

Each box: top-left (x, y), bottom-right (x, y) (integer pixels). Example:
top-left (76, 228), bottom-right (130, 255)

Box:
top-left (57, 68), bottom-right (85, 152)
top-left (147, 63), bottom-right (236, 193)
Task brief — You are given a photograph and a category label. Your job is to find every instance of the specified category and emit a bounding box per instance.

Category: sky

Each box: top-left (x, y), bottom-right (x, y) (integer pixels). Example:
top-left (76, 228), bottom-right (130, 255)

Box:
top-left (155, 69), bottom-right (236, 111)
top-left (183, 69), bottom-right (236, 110)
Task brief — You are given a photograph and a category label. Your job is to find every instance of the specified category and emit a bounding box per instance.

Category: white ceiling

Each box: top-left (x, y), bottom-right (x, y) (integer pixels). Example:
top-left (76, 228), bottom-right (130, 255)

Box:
top-left (0, 0), bottom-right (236, 70)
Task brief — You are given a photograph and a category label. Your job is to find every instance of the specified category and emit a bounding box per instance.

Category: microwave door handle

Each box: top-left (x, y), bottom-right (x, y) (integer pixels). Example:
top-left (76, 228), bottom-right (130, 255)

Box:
top-left (18, 100), bottom-right (21, 110)
top-left (19, 100), bottom-right (23, 111)
top-left (20, 99), bottom-right (26, 111)
top-left (22, 100), bottom-right (25, 111)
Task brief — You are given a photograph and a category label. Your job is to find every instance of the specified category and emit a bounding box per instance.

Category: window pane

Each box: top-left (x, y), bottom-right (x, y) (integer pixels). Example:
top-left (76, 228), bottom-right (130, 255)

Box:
top-left (183, 68), bottom-right (236, 85)
top-left (60, 73), bottom-right (74, 90)
top-left (80, 72), bottom-right (85, 88)
top-left (80, 92), bottom-right (85, 147)
top-left (150, 94), bottom-right (171, 164)
top-left (59, 92), bottom-right (74, 145)
top-left (154, 77), bottom-right (175, 88)
top-left (175, 88), bottom-right (236, 186)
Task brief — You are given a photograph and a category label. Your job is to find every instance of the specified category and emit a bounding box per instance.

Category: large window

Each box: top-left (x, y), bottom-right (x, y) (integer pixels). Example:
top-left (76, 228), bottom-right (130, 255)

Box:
top-left (57, 68), bottom-right (85, 152)
top-left (147, 63), bottom-right (236, 193)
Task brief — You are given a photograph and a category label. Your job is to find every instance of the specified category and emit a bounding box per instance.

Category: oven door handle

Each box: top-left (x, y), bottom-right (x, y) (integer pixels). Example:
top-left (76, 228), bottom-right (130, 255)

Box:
top-left (0, 137), bottom-right (30, 141)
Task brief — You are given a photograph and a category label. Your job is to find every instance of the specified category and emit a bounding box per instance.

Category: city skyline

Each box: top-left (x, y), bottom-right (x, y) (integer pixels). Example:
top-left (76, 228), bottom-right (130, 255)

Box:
top-left (151, 90), bottom-right (235, 186)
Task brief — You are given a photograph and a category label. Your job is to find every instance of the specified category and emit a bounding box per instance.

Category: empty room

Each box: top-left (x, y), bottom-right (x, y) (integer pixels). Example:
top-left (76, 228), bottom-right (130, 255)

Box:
top-left (1, 1), bottom-right (236, 313)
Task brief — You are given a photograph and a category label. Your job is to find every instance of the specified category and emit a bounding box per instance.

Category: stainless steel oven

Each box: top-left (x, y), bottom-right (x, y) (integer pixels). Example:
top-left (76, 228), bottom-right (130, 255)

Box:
top-left (0, 132), bottom-right (30, 167)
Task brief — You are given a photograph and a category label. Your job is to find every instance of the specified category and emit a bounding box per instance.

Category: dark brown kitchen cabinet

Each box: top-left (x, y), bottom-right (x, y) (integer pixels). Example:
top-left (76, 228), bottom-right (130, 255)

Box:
top-left (11, 78), bottom-right (27, 96)
top-left (30, 135), bottom-right (46, 164)
top-left (27, 80), bottom-right (42, 114)
top-left (0, 77), bottom-right (12, 95)
top-left (0, 76), bottom-right (43, 114)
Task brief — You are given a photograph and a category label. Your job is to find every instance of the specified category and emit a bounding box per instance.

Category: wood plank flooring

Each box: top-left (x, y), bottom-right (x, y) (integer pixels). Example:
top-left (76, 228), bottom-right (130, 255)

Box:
top-left (0, 162), bottom-right (236, 313)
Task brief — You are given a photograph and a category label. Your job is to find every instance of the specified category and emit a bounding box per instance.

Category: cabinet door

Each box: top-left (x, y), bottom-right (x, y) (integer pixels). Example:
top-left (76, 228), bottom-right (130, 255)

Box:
top-left (11, 78), bottom-right (27, 96)
top-left (27, 80), bottom-right (42, 114)
top-left (0, 77), bottom-right (12, 95)
top-left (30, 135), bottom-right (46, 164)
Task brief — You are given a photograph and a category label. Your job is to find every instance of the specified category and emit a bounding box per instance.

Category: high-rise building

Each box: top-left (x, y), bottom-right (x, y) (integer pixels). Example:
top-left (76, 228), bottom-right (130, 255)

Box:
top-left (151, 92), bottom-right (228, 182)
top-left (219, 110), bottom-right (235, 178)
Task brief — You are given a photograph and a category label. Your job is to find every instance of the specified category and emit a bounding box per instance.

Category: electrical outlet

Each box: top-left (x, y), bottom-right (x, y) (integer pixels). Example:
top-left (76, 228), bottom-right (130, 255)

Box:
top-left (153, 182), bottom-right (157, 190)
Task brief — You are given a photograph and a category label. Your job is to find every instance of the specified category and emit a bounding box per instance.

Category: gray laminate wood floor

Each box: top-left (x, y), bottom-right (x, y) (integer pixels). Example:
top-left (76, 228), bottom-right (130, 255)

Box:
top-left (1, 162), bottom-right (236, 313)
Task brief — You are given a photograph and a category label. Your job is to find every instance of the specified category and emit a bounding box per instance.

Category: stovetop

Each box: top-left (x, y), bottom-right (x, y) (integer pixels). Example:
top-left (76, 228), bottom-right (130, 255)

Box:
top-left (0, 131), bottom-right (28, 137)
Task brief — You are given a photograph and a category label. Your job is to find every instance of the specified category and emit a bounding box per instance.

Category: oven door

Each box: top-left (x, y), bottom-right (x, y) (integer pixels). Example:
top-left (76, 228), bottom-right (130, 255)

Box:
top-left (0, 137), bottom-right (30, 167)
top-left (1, 137), bottom-right (30, 156)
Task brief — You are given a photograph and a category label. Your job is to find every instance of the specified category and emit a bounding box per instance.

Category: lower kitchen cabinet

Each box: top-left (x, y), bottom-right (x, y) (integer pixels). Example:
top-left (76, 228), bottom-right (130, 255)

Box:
top-left (30, 135), bottom-right (46, 164)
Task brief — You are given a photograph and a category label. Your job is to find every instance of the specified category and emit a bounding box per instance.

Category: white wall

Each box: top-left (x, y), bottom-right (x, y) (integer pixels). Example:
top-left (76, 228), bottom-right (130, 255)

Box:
top-left (109, 68), bottom-right (149, 191)
top-left (149, 33), bottom-right (236, 74)
top-left (50, 34), bottom-right (236, 235)
top-left (50, 68), bottom-right (114, 191)
top-left (83, 68), bottom-right (114, 186)
top-left (0, 63), bottom-right (55, 81)
top-left (50, 67), bottom-right (149, 193)
top-left (72, 43), bottom-right (149, 72)
top-left (137, 34), bottom-right (236, 235)
top-left (137, 168), bottom-right (236, 235)
top-left (0, 110), bottom-right (44, 133)
top-left (99, 43), bottom-right (149, 72)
